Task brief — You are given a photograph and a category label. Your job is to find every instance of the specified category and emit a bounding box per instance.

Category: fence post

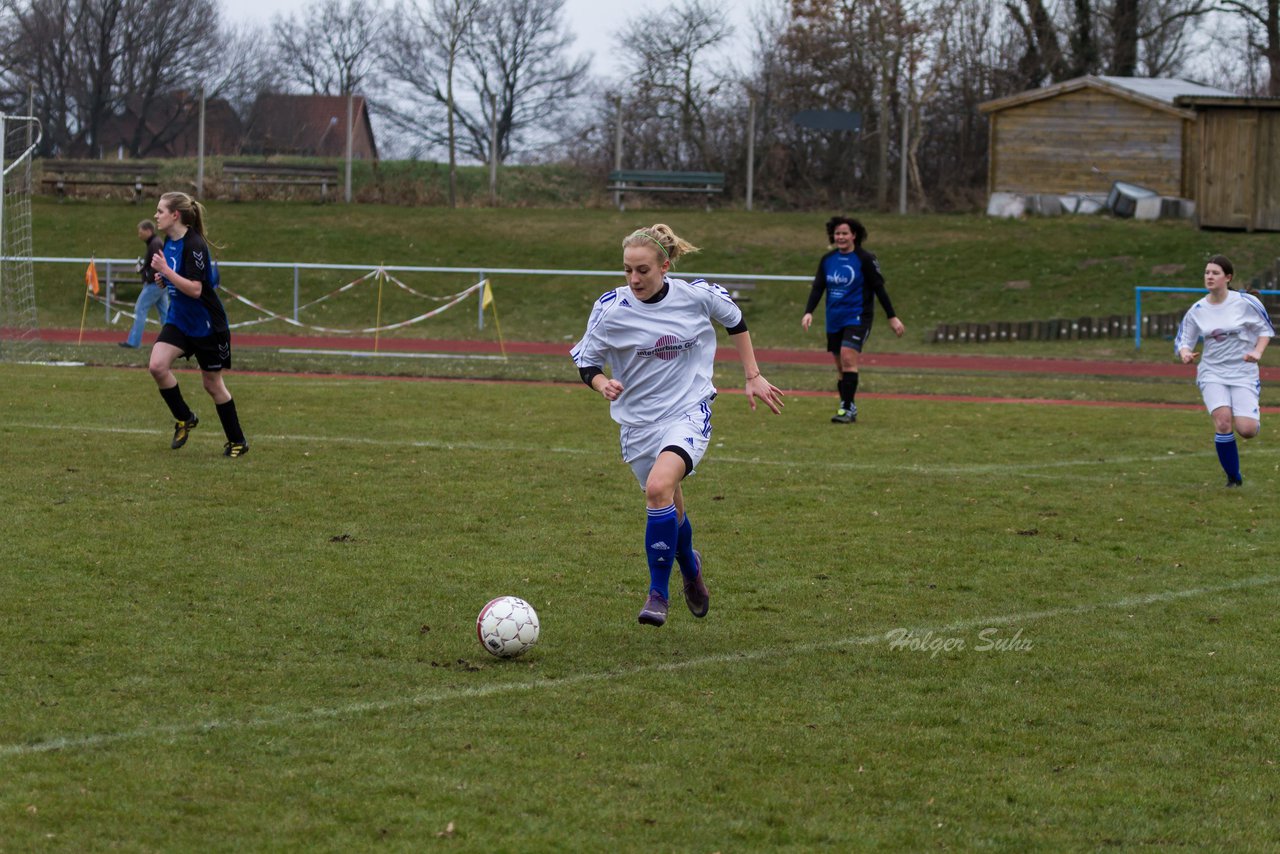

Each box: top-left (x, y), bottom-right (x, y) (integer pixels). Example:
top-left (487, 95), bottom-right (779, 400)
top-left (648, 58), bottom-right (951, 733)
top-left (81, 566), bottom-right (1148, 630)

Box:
top-left (293, 266), bottom-right (299, 322)
top-left (1134, 288), bottom-right (1142, 349)
top-left (477, 271), bottom-right (486, 330)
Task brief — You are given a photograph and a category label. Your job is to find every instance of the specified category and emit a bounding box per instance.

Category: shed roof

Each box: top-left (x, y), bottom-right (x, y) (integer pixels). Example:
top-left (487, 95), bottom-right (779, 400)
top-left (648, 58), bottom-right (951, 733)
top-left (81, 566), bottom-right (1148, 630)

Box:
top-left (979, 75), bottom-right (1235, 119)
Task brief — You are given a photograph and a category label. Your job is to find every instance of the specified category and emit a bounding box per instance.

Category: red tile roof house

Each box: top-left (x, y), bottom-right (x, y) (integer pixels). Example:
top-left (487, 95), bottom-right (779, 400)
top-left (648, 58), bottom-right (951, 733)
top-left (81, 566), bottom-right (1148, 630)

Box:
top-left (242, 93), bottom-right (378, 159)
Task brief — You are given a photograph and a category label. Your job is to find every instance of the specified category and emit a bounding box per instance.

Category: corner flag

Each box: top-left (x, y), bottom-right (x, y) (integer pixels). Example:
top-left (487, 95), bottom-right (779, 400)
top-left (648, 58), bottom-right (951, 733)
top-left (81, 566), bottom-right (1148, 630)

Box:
top-left (482, 280), bottom-right (494, 310)
top-left (85, 261), bottom-right (100, 295)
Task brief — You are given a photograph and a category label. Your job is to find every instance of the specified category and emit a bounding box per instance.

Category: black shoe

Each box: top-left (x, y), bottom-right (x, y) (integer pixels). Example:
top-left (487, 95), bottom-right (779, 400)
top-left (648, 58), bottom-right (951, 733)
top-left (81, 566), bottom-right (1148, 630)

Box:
top-left (637, 592), bottom-right (668, 627)
top-left (118, 342), bottom-right (138, 348)
top-left (223, 441), bottom-right (249, 458)
top-left (831, 406), bottom-right (856, 424)
top-left (682, 550), bottom-right (710, 618)
top-left (171, 414), bottom-right (198, 449)
top-left (1226, 475), bottom-right (1243, 487)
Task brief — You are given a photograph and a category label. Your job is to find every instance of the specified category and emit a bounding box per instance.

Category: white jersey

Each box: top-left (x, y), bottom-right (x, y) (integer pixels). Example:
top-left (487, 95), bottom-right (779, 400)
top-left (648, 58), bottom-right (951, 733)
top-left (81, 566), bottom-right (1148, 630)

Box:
top-left (1175, 290), bottom-right (1274, 388)
top-left (571, 276), bottom-right (744, 426)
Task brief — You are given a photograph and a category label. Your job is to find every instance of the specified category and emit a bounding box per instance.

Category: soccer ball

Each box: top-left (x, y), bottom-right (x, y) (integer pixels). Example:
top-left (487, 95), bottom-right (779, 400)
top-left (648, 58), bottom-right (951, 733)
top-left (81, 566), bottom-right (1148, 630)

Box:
top-left (476, 596), bottom-right (540, 658)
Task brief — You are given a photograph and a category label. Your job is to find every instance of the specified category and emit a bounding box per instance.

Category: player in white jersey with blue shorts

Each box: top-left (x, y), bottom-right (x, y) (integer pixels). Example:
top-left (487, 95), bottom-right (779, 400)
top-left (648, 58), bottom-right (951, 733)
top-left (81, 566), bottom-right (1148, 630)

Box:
top-left (1175, 255), bottom-right (1273, 487)
top-left (572, 224), bottom-right (784, 627)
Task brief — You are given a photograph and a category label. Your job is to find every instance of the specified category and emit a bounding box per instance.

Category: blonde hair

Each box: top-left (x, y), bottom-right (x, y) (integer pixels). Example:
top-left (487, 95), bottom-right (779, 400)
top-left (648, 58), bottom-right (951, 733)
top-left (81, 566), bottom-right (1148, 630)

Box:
top-left (623, 223), bottom-right (700, 267)
top-left (158, 191), bottom-right (215, 244)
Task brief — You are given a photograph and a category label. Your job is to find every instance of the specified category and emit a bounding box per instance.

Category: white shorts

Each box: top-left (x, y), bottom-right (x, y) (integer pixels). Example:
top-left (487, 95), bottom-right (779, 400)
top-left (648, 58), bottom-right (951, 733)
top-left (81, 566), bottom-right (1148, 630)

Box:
top-left (1199, 381), bottom-right (1261, 420)
top-left (619, 399), bottom-right (714, 488)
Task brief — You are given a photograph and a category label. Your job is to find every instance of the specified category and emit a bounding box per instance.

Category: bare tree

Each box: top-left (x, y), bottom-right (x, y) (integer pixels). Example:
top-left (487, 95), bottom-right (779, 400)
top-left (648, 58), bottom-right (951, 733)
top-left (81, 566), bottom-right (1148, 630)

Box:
top-left (0, 0), bottom-right (226, 157)
top-left (612, 0), bottom-right (735, 170)
top-left (455, 0), bottom-right (589, 162)
top-left (271, 0), bottom-right (387, 96)
top-left (1216, 0), bottom-right (1280, 94)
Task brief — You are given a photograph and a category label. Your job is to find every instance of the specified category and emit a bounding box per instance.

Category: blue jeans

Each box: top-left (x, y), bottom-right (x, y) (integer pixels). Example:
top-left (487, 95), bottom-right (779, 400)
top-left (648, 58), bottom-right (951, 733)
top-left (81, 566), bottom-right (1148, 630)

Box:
top-left (126, 283), bottom-right (171, 348)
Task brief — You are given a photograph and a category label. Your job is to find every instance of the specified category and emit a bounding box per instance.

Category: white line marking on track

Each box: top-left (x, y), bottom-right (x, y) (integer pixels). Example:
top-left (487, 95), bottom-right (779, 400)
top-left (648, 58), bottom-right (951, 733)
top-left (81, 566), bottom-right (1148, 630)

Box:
top-left (3, 574), bottom-right (1277, 758)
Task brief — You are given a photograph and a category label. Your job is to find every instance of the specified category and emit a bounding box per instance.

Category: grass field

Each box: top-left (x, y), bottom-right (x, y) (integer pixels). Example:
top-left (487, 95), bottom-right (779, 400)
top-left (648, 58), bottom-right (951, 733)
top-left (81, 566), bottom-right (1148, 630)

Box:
top-left (2, 361), bottom-right (1278, 850)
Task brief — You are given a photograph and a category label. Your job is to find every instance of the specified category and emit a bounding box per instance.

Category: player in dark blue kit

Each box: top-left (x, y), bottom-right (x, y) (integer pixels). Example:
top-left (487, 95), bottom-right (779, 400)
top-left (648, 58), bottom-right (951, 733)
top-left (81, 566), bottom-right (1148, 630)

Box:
top-left (146, 191), bottom-right (249, 457)
top-left (801, 216), bottom-right (905, 423)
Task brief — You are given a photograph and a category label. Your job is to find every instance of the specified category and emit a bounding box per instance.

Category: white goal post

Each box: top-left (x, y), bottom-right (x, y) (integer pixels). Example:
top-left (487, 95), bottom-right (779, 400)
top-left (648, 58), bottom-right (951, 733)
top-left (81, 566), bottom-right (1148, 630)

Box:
top-left (1, 113), bottom-right (43, 362)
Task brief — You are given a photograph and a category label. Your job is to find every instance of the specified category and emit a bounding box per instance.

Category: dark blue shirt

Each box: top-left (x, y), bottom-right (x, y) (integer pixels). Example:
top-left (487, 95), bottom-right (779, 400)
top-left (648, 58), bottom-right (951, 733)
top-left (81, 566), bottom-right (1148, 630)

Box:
top-left (805, 247), bottom-right (895, 334)
top-left (162, 232), bottom-right (224, 337)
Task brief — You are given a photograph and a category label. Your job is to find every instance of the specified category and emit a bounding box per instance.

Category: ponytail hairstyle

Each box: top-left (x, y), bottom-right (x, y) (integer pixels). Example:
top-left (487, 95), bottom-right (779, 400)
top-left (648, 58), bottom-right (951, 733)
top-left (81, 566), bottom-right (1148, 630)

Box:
top-left (825, 215), bottom-right (868, 248)
top-left (1206, 254), bottom-right (1234, 281)
top-left (623, 223), bottom-right (700, 268)
top-left (159, 191), bottom-right (217, 246)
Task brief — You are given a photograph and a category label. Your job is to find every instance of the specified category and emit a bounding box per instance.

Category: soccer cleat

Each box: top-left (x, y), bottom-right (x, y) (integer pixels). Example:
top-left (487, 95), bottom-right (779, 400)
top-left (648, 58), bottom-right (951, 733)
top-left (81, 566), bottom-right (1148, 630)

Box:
top-left (637, 591), bottom-right (669, 627)
top-left (223, 441), bottom-right (250, 458)
top-left (1226, 475), bottom-right (1243, 487)
top-left (682, 549), bottom-right (710, 618)
top-left (171, 414), bottom-right (198, 449)
top-left (831, 407), bottom-right (856, 424)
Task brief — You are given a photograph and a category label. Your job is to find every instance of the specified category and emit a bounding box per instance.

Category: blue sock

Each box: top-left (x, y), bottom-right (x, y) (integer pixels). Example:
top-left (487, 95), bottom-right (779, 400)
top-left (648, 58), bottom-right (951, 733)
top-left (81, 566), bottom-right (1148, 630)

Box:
top-left (1215, 432), bottom-right (1241, 481)
top-left (645, 504), bottom-right (679, 598)
top-left (676, 515), bottom-right (699, 582)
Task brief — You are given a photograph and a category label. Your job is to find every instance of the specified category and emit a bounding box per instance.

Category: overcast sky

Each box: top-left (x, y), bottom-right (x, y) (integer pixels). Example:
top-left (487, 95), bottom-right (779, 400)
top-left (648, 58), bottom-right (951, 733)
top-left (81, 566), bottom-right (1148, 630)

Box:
top-left (219, 0), bottom-right (758, 79)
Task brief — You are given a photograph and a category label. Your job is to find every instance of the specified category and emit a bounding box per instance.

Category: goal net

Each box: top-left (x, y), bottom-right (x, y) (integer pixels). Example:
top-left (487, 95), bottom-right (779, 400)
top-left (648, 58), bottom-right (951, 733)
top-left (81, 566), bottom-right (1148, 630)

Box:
top-left (1, 114), bottom-right (43, 363)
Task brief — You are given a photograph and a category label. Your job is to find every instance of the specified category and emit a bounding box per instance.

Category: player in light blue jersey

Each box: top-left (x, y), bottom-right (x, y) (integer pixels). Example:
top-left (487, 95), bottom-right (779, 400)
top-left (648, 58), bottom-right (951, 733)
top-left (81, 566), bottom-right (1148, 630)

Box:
top-left (572, 224), bottom-right (784, 627)
top-left (1175, 255), bottom-right (1273, 486)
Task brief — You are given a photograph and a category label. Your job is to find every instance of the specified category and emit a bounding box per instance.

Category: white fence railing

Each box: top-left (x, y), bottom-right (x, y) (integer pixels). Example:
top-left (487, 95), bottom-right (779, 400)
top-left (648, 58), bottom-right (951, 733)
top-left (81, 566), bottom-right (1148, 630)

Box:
top-left (24, 256), bottom-right (811, 330)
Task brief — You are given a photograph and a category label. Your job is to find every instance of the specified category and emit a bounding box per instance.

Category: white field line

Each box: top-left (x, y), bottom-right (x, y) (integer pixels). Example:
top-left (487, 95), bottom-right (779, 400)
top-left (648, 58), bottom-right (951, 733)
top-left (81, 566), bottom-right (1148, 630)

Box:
top-left (4, 421), bottom-right (1267, 478)
top-left (277, 348), bottom-right (510, 361)
top-left (2, 574), bottom-right (1277, 759)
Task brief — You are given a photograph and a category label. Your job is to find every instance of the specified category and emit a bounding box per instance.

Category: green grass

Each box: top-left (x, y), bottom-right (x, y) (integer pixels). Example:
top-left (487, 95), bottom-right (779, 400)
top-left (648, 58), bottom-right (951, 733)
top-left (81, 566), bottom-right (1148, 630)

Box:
top-left (1, 363), bottom-right (1278, 849)
top-left (27, 200), bottom-right (1280, 366)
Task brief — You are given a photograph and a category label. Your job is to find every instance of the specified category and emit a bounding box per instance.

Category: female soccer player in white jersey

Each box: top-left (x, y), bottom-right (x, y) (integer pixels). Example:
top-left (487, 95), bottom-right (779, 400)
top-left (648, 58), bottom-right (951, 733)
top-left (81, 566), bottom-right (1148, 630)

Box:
top-left (572, 224), bottom-right (784, 627)
top-left (1175, 255), bottom-right (1273, 487)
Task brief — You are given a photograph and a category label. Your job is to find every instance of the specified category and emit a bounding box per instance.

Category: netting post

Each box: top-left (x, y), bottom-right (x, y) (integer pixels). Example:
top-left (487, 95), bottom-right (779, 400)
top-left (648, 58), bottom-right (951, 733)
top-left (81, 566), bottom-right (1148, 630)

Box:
top-left (477, 270), bottom-right (486, 330)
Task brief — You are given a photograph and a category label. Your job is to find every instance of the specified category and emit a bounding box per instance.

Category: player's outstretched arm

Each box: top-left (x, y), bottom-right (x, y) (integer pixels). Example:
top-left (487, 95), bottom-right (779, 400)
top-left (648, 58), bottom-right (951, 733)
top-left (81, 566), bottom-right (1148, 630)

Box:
top-left (729, 330), bottom-right (784, 414)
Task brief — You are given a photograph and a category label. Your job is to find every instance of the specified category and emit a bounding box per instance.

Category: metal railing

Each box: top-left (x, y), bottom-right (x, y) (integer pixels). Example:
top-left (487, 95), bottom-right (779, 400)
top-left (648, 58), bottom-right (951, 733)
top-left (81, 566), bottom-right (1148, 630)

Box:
top-left (26, 256), bottom-right (810, 330)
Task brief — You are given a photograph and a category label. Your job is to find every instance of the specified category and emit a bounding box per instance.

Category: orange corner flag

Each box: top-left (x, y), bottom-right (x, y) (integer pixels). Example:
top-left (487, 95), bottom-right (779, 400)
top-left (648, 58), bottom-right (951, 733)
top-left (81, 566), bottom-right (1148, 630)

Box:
top-left (85, 261), bottom-right (100, 295)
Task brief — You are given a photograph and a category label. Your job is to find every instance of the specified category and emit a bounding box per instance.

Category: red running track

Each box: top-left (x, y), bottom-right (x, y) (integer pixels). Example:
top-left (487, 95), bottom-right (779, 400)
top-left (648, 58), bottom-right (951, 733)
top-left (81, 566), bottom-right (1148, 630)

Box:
top-left (35, 327), bottom-right (1279, 381)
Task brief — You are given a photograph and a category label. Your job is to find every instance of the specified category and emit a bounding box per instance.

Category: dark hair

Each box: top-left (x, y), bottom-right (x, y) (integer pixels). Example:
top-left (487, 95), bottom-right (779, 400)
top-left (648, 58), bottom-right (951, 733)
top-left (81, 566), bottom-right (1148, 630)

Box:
top-left (138, 219), bottom-right (155, 233)
top-left (825, 216), bottom-right (867, 248)
top-left (1206, 254), bottom-right (1233, 278)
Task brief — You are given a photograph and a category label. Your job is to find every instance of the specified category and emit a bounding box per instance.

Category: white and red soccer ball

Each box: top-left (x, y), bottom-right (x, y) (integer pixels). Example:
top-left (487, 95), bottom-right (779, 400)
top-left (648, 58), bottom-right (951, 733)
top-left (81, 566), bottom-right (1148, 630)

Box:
top-left (476, 596), bottom-right (540, 658)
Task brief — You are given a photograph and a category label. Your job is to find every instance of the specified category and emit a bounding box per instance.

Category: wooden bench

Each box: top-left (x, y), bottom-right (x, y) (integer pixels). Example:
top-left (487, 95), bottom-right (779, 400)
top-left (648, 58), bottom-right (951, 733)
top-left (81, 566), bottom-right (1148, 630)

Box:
top-left (40, 160), bottom-right (159, 203)
top-left (607, 169), bottom-right (725, 211)
top-left (222, 161), bottom-right (340, 201)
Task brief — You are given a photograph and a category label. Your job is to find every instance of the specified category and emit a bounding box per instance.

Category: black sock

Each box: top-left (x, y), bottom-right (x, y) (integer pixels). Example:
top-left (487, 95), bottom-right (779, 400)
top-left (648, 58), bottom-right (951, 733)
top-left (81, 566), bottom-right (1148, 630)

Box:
top-left (838, 372), bottom-right (859, 408)
top-left (216, 398), bottom-right (246, 444)
top-left (159, 384), bottom-right (193, 421)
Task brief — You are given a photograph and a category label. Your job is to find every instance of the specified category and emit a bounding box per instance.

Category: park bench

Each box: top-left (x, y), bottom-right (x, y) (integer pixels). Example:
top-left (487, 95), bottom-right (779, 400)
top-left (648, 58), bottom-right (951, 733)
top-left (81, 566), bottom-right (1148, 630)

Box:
top-left (606, 169), bottom-right (725, 212)
top-left (40, 160), bottom-right (159, 203)
top-left (222, 161), bottom-right (340, 201)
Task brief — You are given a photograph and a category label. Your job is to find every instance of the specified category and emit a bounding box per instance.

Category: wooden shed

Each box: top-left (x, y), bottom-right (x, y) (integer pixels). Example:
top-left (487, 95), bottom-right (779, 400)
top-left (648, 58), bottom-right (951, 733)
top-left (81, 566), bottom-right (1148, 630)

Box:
top-left (979, 76), bottom-right (1234, 199)
top-left (1176, 95), bottom-right (1280, 232)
